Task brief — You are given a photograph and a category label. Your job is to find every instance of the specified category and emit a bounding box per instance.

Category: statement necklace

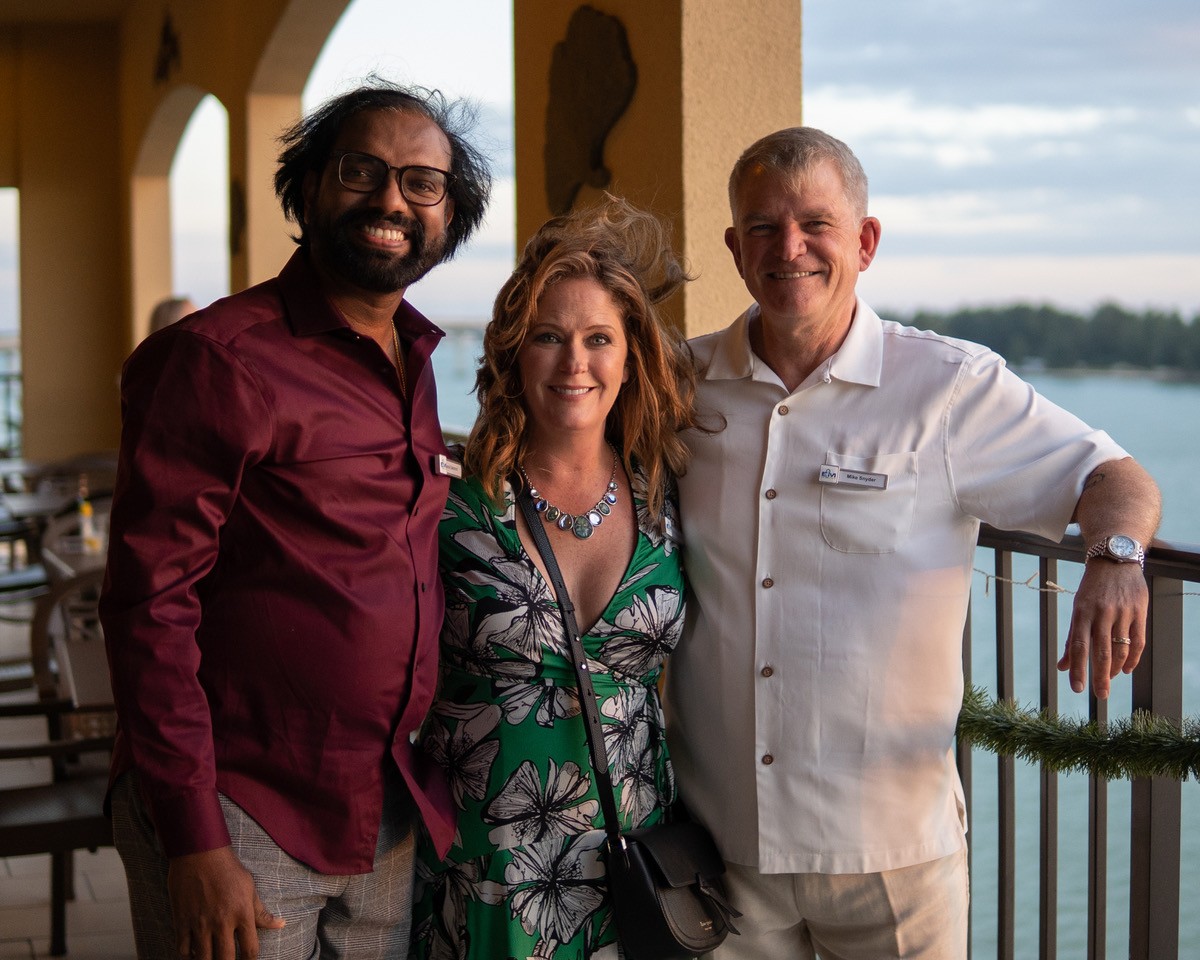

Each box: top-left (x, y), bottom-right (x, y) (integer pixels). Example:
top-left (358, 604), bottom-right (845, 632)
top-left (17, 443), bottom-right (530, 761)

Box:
top-left (520, 444), bottom-right (619, 541)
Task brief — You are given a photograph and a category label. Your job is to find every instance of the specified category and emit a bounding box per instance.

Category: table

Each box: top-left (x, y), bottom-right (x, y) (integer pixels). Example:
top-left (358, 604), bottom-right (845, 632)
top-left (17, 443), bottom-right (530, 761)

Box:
top-left (0, 457), bottom-right (46, 492)
top-left (0, 490), bottom-right (75, 521)
top-left (40, 540), bottom-right (106, 583)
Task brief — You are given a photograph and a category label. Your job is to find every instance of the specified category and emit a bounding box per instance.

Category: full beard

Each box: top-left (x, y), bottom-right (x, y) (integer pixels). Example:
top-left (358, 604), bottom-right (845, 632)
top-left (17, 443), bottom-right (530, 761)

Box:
top-left (319, 209), bottom-right (450, 294)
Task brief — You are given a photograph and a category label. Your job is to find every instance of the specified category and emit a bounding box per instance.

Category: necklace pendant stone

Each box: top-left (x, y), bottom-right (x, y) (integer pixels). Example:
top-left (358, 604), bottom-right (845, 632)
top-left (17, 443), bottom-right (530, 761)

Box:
top-left (544, 505), bottom-right (561, 522)
top-left (604, 492), bottom-right (617, 505)
top-left (556, 514), bottom-right (573, 531)
top-left (587, 510), bottom-right (603, 527)
top-left (533, 498), bottom-right (548, 513)
top-left (597, 501), bottom-right (611, 516)
top-left (572, 515), bottom-right (595, 539)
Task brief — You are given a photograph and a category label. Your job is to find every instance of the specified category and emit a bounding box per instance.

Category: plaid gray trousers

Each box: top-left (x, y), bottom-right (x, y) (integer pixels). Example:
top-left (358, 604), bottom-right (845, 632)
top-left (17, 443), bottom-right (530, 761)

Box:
top-left (111, 770), bottom-right (415, 960)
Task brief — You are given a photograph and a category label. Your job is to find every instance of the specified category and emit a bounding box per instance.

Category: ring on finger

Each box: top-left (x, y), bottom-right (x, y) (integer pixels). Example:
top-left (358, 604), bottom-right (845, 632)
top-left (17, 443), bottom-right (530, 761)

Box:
top-left (1112, 636), bottom-right (1132, 645)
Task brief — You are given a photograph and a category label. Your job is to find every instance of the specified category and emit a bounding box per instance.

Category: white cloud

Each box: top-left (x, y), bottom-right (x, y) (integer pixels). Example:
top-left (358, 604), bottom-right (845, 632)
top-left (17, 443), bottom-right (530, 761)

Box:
top-left (873, 191), bottom-right (1053, 236)
top-left (806, 86), bottom-right (1135, 169)
top-left (873, 189), bottom-right (1149, 241)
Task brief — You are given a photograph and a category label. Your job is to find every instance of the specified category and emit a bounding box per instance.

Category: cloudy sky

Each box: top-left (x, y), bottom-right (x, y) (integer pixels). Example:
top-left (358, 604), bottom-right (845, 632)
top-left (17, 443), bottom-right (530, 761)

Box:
top-left (2, 0), bottom-right (1197, 330)
top-left (803, 0), bottom-right (1200, 316)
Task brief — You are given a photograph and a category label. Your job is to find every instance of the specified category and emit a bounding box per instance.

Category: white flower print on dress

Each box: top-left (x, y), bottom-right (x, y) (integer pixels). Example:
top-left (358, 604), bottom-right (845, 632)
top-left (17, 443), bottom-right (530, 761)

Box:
top-left (505, 833), bottom-right (606, 945)
top-left (483, 759), bottom-right (600, 849)
top-left (600, 584), bottom-right (683, 678)
top-left (496, 677), bottom-right (580, 728)
top-left (424, 701), bottom-right (502, 809)
top-left (451, 548), bottom-right (561, 664)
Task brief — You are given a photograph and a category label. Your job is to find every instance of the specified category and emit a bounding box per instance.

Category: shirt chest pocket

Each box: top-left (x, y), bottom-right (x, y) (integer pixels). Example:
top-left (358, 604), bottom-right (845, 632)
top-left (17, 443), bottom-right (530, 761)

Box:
top-left (819, 450), bottom-right (918, 554)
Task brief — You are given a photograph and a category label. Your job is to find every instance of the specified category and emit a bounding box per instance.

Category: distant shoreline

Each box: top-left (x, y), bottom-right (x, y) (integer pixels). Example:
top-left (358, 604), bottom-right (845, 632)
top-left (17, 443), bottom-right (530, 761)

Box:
top-left (1014, 364), bottom-right (1200, 384)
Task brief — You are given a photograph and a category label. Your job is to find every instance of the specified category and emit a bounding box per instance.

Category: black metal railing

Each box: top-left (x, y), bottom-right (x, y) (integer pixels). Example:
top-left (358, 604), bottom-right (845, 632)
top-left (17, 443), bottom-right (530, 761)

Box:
top-left (0, 369), bottom-right (20, 457)
top-left (960, 526), bottom-right (1200, 959)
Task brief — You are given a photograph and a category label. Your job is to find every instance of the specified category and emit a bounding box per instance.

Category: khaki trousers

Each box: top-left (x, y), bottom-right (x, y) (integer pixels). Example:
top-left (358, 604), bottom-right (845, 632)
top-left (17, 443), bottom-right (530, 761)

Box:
top-left (708, 848), bottom-right (968, 960)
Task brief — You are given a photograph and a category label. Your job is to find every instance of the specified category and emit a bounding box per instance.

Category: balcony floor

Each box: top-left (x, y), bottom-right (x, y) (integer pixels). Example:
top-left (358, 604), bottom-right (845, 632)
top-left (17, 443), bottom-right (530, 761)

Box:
top-left (0, 613), bottom-right (134, 959)
top-left (0, 847), bottom-right (133, 959)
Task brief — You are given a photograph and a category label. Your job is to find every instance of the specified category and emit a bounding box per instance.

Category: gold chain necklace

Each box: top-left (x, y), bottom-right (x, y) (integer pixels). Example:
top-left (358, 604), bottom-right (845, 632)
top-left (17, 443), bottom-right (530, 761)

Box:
top-left (519, 444), bottom-right (619, 541)
top-left (389, 323), bottom-right (408, 399)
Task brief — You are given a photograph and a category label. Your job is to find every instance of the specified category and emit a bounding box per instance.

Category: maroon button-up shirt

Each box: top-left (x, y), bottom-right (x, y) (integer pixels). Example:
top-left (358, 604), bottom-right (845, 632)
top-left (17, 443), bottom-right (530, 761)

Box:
top-left (101, 250), bottom-right (455, 873)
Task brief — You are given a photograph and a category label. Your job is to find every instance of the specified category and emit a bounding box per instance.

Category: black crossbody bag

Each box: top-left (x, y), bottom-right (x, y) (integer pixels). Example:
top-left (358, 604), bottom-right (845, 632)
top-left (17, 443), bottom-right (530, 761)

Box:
top-left (517, 487), bottom-right (741, 960)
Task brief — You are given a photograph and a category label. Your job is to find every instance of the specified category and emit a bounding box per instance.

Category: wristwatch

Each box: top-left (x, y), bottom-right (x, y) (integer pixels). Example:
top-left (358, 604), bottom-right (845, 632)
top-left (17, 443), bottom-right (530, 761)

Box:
top-left (1085, 534), bottom-right (1145, 568)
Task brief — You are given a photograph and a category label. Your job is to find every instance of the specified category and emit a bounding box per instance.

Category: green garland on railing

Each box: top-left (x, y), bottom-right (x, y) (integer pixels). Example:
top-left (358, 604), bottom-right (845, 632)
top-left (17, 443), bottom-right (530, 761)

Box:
top-left (958, 685), bottom-right (1200, 782)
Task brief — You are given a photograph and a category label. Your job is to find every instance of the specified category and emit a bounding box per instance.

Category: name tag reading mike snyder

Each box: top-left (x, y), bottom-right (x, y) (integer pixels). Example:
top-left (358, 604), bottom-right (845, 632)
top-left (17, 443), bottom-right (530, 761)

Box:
top-left (817, 464), bottom-right (888, 490)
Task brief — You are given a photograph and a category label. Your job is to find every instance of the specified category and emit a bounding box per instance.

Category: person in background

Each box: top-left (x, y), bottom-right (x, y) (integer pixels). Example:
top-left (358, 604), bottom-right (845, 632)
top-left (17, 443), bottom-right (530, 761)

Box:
top-left (665, 126), bottom-right (1161, 959)
top-left (101, 80), bottom-right (491, 960)
top-left (409, 197), bottom-right (702, 960)
top-left (148, 296), bottom-right (197, 334)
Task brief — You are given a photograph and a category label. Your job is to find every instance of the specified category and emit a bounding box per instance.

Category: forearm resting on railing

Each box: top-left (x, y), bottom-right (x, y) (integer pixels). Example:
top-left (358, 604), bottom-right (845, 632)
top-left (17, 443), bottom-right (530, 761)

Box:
top-left (1061, 457), bottom-right (1163, 697)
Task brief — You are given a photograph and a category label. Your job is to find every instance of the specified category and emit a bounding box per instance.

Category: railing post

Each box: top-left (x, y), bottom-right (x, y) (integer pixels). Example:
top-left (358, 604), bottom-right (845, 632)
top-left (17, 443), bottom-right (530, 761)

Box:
top-left (994, 547), bottom-right (1015, 960)
top-left (1039, 557), bottom-right (1059, 960)
top-left (959, 597), bottom-right (974, 960)
top-left (1087, 692), bottom-right (1108, 960)
top-left (1128, 573), bottom-right (1183, 960)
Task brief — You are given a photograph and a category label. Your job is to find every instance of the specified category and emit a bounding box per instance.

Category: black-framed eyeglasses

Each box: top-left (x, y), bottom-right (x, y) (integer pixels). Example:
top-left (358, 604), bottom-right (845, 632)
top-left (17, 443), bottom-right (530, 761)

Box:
top-left (332, 151), bottom-right (454, 206)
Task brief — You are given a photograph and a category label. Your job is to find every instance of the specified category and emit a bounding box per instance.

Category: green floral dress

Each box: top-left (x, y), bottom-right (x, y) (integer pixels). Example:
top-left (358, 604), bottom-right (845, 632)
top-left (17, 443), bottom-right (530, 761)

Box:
top-left (410, 465), bottom-right (684, 960)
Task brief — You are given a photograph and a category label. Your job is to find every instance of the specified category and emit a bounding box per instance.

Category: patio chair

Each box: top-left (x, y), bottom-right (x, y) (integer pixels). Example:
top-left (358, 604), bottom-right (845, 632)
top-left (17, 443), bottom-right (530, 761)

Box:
top-left (0, 568), bottom-right (113, 956)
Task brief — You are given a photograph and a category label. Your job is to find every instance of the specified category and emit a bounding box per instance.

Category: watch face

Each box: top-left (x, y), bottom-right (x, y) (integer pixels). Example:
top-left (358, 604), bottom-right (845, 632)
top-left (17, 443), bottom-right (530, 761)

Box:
top-left (1109, 535), bottom-right (1137, 559)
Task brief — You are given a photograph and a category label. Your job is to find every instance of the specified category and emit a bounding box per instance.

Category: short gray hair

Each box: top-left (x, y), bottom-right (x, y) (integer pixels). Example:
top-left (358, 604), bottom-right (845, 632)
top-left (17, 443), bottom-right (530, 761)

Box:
top-left (728, 127), bottom-right (869, 219)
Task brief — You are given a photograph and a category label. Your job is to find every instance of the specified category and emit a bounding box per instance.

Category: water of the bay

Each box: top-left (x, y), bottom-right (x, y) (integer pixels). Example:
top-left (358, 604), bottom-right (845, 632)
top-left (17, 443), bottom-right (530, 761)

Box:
top-left (431, 327), bottom-right (1200, 956)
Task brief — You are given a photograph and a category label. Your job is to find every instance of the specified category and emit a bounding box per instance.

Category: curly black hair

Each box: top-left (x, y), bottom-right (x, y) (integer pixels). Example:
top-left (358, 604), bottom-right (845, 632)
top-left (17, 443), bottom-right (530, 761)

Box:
top-left (274, 78), bottom-right (492, 260)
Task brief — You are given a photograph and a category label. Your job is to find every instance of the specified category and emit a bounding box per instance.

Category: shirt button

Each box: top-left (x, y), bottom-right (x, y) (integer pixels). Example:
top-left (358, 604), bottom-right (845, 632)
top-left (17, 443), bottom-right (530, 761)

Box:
top-left (765, 488), bottom-right (777, 500)
top-left (420, 583), bottom-right (427, 593)
top-left (760, 665), bottom-right (774, 678)
top-left (762, 577), bottom-right (774, 589)
top-left (762, 754), bottom-right (775, 765)
top-left (778, 404), bottom-right (790, 416)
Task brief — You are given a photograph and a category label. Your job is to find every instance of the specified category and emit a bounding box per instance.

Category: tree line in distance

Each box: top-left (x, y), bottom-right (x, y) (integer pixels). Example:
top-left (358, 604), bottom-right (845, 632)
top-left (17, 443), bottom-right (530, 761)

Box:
top-left (885, 303), bottom-right (1200, 374)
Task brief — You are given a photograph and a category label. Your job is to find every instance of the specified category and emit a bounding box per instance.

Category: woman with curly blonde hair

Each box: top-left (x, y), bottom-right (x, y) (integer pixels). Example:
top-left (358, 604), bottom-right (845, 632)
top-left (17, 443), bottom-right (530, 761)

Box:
top-left (410, 197), bottom-right (703, 960)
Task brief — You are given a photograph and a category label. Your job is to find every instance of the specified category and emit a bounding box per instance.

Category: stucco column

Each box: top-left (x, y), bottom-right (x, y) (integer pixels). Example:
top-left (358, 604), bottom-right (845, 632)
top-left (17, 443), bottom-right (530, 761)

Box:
top-left (513, 0), bottom-right (802, 337)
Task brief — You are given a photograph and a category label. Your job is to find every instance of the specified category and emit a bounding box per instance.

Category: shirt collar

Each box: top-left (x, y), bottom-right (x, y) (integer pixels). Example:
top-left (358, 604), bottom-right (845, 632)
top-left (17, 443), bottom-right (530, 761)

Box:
top-left (276, 248), bottom-right (445, 342)
top-left (703, 298), bottom-right (884, 388)
top-left (825, 298), bottom-right (883, 387)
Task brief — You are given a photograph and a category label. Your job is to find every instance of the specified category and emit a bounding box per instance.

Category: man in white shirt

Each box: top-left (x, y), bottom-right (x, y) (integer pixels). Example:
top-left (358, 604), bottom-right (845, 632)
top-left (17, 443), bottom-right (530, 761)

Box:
top-left (665, 127), bottom-right (1162, 959)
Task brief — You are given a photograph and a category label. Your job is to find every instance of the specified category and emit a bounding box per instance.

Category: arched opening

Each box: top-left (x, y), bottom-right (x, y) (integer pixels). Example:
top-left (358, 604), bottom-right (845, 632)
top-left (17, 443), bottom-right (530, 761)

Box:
top-left (130, 84), bottom-right (210, 344)
top-left (170, 95), bottom-right (230, 315)
top-left (0, 188), bottom-right (20, 455)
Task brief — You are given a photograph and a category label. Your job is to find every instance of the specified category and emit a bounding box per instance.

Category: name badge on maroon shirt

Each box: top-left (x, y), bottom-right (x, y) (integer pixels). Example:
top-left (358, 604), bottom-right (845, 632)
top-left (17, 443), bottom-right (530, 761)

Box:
top-left (435, 454), bottom-right (463, 479)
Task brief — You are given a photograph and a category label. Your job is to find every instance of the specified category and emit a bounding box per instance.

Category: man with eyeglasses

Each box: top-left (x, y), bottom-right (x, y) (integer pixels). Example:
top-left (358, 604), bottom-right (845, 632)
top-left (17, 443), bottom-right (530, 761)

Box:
top-left (101, 81), bottom-right (492, 960)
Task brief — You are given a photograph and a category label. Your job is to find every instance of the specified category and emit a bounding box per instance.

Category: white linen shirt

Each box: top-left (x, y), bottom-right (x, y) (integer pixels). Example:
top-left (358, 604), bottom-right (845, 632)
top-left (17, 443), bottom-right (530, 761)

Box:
top-left (666, 299), bottom-right (1127, 875)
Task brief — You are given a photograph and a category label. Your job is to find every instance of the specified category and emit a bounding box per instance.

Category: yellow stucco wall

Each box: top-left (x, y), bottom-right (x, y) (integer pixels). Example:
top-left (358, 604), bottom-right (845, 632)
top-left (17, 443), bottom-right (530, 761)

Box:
top-left (3, 22), bottom-right (126, 458)
top-left (0, 0), bottom-right (342, 460)
top-left (514, 0), bottom-right (802, 338)
top-left (3, 0), bottom-right (802, 460)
